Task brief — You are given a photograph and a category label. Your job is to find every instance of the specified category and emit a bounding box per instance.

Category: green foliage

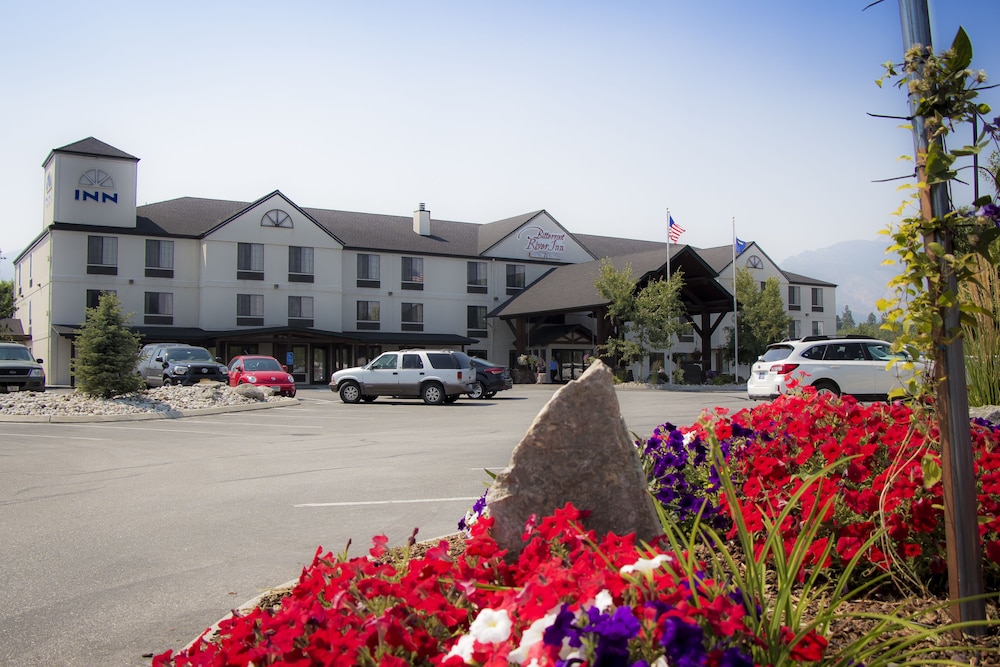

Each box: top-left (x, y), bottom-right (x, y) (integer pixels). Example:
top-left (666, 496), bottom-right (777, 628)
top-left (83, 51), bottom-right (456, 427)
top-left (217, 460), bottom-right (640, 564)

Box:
top-left (724, 270), bottom-right (790, 362)
top-left (0, 279), bottom-right (13, 319)
top-left (877, 28), bottom-right (999, 399)
top-left (72, 292), bottom-right (144, 398)
top-left (594, 259), bottom-right (687, 367)
top-left (837, 306), bottom-right (897, 340)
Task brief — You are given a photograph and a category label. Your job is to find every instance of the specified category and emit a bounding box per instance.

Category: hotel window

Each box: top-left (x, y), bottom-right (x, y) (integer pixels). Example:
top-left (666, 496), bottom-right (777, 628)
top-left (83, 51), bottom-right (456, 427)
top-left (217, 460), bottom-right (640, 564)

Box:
top-left (288, 295), bottom-right (314, 327)
top-left (237, 293), bottom-right (264, 326)
top-left (356, 300), bottom-right (380, 330)
top-left (789, 319), bottom-right (802, 339)
top-left (144, 292), bottom-right (174, 325)
top-left (812, 320), bottom-right (824, 336)
top-left (506, 264), bottom-right (525, 295)
top-left (288, 246), bottom-right (315, 283)
top-left (467, 261), bottom-right (487, 294)
top-left (357, 254), bottom-right (380, 288)
top-left (86, 289), bottom-right (116, 310)
top-left (401, 302), bottom-right (424, 332)
top-left (401, 256), bottom-right (424, 290)
top-left (811, 287), bottom-right (824, 312)
top-left (87, 236), bottom-right (118, 275)
top-left (237, 243), bottom-right (264, 280)
top-left (677, 317), bottom-right (694, 342)
top-left (788, 285), bottom-right (801, 311)
top-left (467, 305), bottom-right (487, 338)
top-left (145, 239), bottom-right (174, 278)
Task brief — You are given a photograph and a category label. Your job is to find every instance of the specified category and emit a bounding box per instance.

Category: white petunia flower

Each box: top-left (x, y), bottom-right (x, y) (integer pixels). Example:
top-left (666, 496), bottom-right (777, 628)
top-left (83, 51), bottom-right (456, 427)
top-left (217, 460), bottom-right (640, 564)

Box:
top-left (508, 611), bottom-right (558, 664)
top-left (445, 634), bottom-right (475, 662)
top-left (593, 589), bottom-right (613, 612)
top-left (619, 554), bottom-right (672, 578)
top-left (469, 608), bottom-right (513, 645)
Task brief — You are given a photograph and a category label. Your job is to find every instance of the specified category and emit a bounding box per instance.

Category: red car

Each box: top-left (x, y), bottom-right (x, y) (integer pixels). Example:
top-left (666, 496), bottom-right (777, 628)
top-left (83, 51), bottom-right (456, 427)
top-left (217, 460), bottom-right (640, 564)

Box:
top-left (228, 355), bottom-right (296, 397)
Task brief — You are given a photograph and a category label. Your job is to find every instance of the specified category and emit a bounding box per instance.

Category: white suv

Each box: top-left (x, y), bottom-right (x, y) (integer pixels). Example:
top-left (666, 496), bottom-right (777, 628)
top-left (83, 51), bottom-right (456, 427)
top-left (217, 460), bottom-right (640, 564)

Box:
top-left (330, 350), bottom-right (477, 405)
top-left (747, 336), bottom-right (924, 401)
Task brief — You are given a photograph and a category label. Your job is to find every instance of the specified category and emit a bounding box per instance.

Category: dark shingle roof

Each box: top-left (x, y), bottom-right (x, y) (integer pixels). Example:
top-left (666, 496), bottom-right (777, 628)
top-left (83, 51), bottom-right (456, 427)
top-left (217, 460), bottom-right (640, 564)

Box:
top-left (46, 137), bottom-right (139, 165)
top-left (783, 271), bottom-right (837, 287)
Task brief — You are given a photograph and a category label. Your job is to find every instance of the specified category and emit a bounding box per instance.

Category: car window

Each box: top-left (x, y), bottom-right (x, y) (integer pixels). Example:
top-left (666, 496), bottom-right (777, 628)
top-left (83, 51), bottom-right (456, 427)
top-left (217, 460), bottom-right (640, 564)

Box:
top-left (166, 348), bottom-right (213, 362)
top-left (244, 358), bottom-right (281, 371)
top-left (761, 346), bottom-right (794, 362)
top-left (865, 342), bottom-right (907, 362)
top-left (427, 352), bottom-right (461, 369)
top-left (0, 346), bottom-right (34, 362)
top-left (401, 354), bottom-right (424, 369)
top-left (799, 345), bottom-right (827, 360)
top-left (371, 354), bottom-right (398, 370)
top-left (823, 343), bottom-right (865, 361)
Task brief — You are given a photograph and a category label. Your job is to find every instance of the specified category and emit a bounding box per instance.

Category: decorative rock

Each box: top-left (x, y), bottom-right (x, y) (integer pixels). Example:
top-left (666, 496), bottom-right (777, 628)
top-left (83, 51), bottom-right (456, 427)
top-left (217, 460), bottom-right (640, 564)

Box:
top-left (232, 383), bottom-right (266, 400)
top-left (485, 359), bottom-right (663, 557)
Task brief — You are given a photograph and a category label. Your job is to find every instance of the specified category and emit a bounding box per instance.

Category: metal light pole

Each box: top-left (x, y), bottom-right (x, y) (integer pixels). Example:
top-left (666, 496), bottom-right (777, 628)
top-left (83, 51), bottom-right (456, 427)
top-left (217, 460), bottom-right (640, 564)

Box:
top-left (897, 0), bottom-right (986, 632)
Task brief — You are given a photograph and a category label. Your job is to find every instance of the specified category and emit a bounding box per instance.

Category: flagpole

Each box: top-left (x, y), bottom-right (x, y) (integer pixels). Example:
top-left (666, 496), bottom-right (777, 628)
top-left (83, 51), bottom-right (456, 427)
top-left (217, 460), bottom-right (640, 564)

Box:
top-left (732, 216), bottom-right (739, 380)
top-left (666, 208), bottom-right (673, 385)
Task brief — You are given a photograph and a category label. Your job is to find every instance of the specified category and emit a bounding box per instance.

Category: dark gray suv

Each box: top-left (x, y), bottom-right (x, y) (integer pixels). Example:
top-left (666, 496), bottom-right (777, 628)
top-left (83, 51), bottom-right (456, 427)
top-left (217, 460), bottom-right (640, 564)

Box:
top-left (0, 343), bottom-right (46, 393)
top-left (136, 344), bottom-right (229, 387)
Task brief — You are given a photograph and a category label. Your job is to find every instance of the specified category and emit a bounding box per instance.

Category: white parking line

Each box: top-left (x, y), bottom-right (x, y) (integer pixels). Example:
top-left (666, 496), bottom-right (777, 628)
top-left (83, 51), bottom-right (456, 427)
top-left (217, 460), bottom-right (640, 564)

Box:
top-left (294, 497), bottom-right (479, 508)
top-left (0, 432), bottom-right (106, 441)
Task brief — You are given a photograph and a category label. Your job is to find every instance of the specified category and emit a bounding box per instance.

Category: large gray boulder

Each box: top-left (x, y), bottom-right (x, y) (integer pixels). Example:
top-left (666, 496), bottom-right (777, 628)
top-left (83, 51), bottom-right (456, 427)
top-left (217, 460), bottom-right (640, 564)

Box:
top-left (485, 360), bottom-right (663, 557)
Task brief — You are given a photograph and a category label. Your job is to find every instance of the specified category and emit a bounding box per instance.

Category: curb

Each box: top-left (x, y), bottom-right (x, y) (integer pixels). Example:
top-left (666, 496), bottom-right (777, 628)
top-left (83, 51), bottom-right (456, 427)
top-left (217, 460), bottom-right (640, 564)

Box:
top-left (0, 397), bottom-right (299, 423)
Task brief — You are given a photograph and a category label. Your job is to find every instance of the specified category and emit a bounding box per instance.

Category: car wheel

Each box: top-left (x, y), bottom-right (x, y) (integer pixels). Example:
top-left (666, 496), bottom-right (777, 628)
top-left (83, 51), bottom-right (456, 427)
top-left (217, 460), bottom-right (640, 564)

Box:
top-left (443, 394), bottom-right (459, 404)
top-left (421, 382), bottom-right (445, 405)
top-left (339, 381), bottom-right (362, 404)
top-left (361, 395), bottom-right (377, 403)
top-left (484, 391), bottom-right (497, 399)
top-left (467, 381), bottom-right (484, 399)
top-left (163, 377), bottom-right (174, 386)
top-left (813, 380), bottom-right (840, 396)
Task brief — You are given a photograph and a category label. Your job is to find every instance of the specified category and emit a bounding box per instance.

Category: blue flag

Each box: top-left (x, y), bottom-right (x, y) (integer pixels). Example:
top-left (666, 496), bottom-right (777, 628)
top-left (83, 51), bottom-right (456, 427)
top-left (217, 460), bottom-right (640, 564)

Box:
top-left (735, 237), bottom-right (749, 255)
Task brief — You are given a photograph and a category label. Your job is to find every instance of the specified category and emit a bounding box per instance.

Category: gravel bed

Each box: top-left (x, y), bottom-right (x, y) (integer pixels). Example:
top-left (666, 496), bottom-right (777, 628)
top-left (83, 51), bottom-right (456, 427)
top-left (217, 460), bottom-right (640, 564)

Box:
top-left (0, 382), bottom-right (292, 416)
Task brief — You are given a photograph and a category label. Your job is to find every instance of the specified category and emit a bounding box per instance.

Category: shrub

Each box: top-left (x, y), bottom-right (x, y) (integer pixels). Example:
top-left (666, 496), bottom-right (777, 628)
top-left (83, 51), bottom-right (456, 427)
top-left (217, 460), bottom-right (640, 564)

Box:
top-left (72, 293), bottom-right (143, 398)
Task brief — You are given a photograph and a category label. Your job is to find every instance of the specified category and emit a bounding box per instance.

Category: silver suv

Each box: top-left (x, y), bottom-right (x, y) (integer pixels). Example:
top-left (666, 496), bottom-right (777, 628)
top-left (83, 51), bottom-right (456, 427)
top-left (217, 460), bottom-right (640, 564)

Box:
top-left (747, 336), bottom-right (923, 401)
top-left (330, 350), bottom-right (476, 405)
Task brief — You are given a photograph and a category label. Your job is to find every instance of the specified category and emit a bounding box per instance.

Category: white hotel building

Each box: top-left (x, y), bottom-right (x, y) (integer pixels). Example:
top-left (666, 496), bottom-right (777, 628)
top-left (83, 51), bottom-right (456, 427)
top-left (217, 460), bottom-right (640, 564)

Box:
top-left (12, 137), bottom-right (836, 387)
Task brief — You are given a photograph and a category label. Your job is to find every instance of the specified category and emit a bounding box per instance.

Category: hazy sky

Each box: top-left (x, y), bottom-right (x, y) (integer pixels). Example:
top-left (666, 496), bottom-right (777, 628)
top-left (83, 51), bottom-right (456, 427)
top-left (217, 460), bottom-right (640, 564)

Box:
top-left (2, 0), bottom-right (998, 267)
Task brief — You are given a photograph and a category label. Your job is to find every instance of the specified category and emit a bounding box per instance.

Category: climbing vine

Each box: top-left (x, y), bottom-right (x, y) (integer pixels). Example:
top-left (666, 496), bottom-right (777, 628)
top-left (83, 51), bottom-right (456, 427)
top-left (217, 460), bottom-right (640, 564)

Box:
top-left (876, 27), bottom-right (1000, 396)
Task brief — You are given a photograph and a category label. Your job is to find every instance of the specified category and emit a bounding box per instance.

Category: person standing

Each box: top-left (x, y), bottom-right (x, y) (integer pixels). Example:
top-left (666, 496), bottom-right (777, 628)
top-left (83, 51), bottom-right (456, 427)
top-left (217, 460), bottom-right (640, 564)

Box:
top-left (549, 356), bottom-right (560, 383)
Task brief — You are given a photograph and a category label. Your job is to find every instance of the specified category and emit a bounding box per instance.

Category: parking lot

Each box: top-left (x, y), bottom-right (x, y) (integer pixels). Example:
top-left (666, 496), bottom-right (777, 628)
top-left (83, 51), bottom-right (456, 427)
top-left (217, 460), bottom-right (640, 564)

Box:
top-left (0, 383), bottom-right (748, 666)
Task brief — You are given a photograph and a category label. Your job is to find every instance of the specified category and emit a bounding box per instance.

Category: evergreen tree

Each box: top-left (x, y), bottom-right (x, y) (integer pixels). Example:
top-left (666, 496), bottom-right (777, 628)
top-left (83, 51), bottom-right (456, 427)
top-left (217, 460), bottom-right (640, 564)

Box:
top-left (72, 292), bottom-right (144, 398)
top-left (0, 279), bottom-right (13, 319)
top-left (838, 305), bottom-right (856, 333)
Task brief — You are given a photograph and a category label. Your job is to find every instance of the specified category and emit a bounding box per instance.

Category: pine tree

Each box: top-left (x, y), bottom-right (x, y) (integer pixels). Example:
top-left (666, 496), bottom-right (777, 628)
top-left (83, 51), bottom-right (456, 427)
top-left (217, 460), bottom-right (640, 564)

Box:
top-left (72, 293), bottom-right (144, 398)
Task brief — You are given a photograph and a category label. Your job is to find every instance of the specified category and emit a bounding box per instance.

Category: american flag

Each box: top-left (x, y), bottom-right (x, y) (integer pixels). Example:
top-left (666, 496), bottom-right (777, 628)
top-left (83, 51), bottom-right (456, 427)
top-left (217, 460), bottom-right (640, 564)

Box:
top-left (668, 216), bottom-right (686, 243)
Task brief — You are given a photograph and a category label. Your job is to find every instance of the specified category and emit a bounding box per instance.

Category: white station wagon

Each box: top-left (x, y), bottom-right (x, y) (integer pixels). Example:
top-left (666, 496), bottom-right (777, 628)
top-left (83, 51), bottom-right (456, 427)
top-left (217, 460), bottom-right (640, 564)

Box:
top-left (747, 336), bottom-right (924, 402)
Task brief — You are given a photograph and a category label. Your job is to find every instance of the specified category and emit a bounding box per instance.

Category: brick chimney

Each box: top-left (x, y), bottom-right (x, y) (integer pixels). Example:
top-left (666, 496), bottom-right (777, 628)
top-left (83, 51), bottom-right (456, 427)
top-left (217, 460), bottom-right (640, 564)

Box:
top-left (413, 203), bottom-right (430, 236)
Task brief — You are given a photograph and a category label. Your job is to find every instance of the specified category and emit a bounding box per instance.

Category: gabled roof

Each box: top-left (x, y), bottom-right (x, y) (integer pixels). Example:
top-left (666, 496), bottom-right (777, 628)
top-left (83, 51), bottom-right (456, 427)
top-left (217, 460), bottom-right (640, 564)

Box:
top-left (477, 211), bottom-right (546, 254)
top-left (45, 137), bottom-right (139, 165)
top-left (491, 246), bottom-right (696, 319)
top-left (202, 190), bottom-right (345, 245)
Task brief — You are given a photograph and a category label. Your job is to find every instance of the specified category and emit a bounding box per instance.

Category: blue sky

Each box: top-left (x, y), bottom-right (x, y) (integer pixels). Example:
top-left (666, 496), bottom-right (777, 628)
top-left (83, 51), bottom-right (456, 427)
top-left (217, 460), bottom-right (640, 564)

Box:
top-left (1, 0), bottom-right (998, 271)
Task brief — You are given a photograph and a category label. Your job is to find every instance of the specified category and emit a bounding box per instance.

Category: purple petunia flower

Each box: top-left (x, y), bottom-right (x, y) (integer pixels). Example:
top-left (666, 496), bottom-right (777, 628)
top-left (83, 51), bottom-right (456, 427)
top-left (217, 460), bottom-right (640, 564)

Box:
top-left (977, 202), bottom-right (1000, 227)
top-left (660, 616), bottom-right (706, 667)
